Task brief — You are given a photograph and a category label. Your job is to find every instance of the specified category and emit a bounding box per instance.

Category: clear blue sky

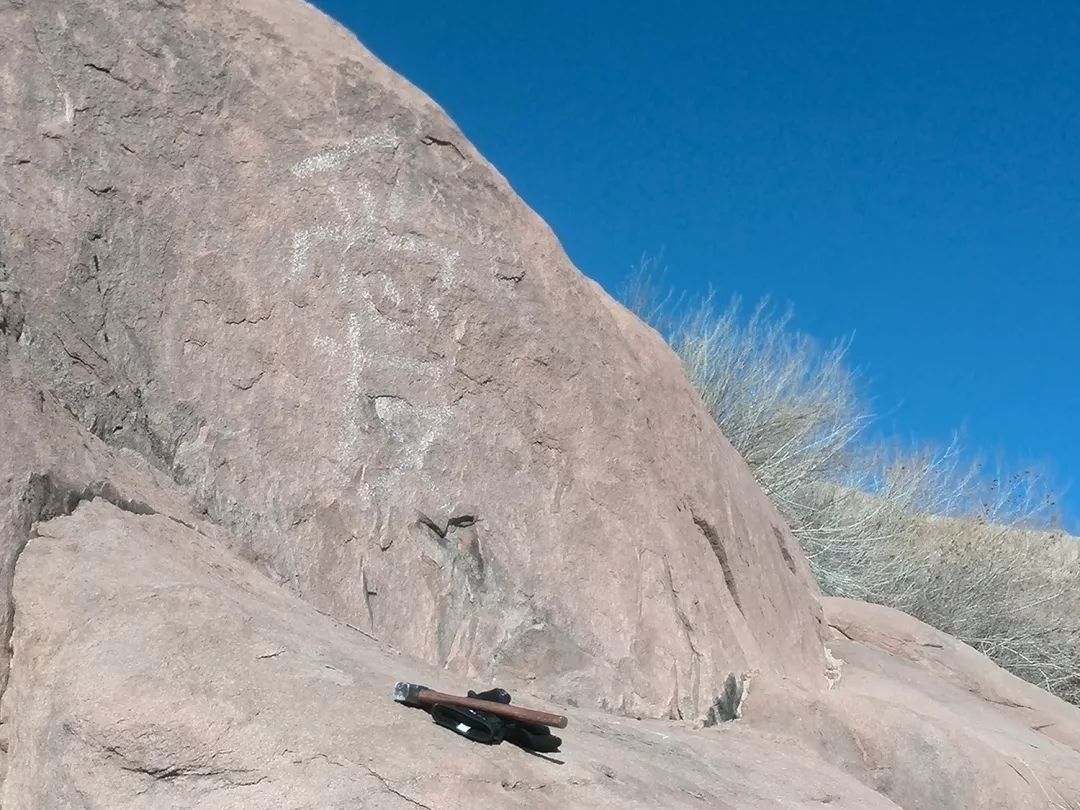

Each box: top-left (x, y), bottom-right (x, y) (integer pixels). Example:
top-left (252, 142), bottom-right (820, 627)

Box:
top-left (313, 1), bottom-right (1079, 529)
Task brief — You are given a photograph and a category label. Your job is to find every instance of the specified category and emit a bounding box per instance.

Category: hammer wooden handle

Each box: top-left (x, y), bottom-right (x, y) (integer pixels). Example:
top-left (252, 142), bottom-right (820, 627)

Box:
top-left (415, 688), bottom-right (569, 729)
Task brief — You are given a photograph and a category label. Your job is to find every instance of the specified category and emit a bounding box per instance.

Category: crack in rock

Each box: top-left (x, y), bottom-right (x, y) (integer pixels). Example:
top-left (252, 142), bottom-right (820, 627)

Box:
top-left (416, 511), bottom-right (478, 540)
top-left (419, 134), bottom-right (466, 161)
top-left (363, 763), bottom-right (433, 809)
top-left (0, 472), bottom-right (196, 752)
top-left (702, 672), bottom-right (751, 726)
top-left (690, 511), bottom-right (744, 616)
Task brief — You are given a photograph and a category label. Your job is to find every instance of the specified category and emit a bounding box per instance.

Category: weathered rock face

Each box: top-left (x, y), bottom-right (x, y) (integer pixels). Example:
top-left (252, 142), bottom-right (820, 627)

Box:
top-left (2, 500), bottom-right (897, 809)
top-left (3, 1), bottom-right (1080, 808)
top-left (7, 498), bottom-right (1080, 808)
top-left (752, 598), bottom-right (1080, 809)
top-left (0, 0), bottom-right (827, 720)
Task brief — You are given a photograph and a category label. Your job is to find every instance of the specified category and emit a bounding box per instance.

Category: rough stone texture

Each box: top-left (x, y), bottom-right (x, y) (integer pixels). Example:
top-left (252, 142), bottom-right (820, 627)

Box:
top-left (6, 501), bottom-right (1080, 809)
top-left (0, 337), bottom-right (223, 781)
top-left (0, 338), bottom-right (204, 689)
top-left (745, 598), bottom-right (1080, 809)
top-left (0, 0), bottom-right (827, 720)
top-left (2, 1), bottom-right (1080, 808)
top-left (3, 501), bottom-right (896, 810)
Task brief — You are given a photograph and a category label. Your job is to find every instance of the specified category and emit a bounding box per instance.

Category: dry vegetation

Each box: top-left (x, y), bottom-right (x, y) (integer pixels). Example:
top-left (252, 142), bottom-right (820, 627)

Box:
top-left (626, 264), bottom-right (1080, 704)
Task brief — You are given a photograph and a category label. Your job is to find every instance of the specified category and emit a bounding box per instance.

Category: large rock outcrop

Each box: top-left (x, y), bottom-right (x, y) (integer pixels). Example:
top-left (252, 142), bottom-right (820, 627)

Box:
top-left (2, 1), bottom-right (1079, 807)
top-left (4, 499), bottom-right (896, 809)
top-left (0, 0), bottom-right (827, 722)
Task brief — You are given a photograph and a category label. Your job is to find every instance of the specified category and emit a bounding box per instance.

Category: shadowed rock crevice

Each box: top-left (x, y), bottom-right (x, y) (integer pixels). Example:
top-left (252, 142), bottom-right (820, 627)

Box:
top-left (691, 512), bottom-right (744, 616)
top-left (22, 473), bottom-right (157, 526)
top-left (416, 511), bottom-right (479, 539)
top-left (1, 472), bottom-right (186, 704)
top-left (703, 672), bottom-right (751, 726)
top-left (419, 134), bottom-right (466, 161)
top-left (772, 525), bottom-right (799, 576)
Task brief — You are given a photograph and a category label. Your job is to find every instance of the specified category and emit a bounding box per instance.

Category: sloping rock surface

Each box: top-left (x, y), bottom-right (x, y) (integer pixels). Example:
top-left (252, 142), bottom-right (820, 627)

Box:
top-left (0, 0), bottom-right (826, 721)
top-left (747, 598), bottom-right (1080, 809)
top-left (5, 495), bottom-right (1080, 808)
top-left (2, 500), bottom-right (896, 809)
top-left (1, 1), bottom-right (1080, 808)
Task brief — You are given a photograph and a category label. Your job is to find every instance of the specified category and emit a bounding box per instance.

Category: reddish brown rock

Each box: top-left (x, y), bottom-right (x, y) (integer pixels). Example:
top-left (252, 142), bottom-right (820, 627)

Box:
top-left (0, 0), bottom-right (826, 721)
top-left (1, 500), bottom-right (896, 809)
top-left (745, 598), bottom-right (1080, 808)
top-left (2, 0), bottom-right (1080, 807)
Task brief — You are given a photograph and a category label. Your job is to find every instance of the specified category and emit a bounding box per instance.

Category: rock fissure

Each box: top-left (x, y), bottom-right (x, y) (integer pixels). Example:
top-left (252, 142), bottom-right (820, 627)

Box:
top-left (662, 555), bottom-right (702, 717)
top-left (702, 672), bottom-right (750, 726)
top-left (0, 472), bottom-right (183, 711)
top-left (419, 134), bottom-right (466, 161)
top-left (664, 559), bottom-right (702, 661)
top-left (771, 525), bottom-right (799, 577)
top-left (417, 512), bottom-right (478, 539)
top-left (828, 623), bottom-right (856, 642)
top-left (118, 762), bottom-right (266, 785)
top-left (231, 369), bottom-right (265, 391)
top-left (88, 734), bottom-right (269, 788)
top-left (362, 763), bottom-right (433, 809)
top-left (54, 333), bottom-right (97, 373)
top-left (691, 512), bottom-right (744, 616)
top-left (223, 303), bottom-right (277, 326)
top-left (83, 62), bottom-right (134, 88)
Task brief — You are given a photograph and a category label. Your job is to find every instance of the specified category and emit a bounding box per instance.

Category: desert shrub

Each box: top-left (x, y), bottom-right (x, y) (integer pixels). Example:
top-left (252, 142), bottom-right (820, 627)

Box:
top-left (625, 264), bottom-right (1080, 704)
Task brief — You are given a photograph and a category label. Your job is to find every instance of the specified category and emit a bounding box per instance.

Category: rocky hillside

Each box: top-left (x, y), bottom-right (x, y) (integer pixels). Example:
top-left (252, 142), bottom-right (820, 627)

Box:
top-left (1, 1), bottom-right (1079, 807)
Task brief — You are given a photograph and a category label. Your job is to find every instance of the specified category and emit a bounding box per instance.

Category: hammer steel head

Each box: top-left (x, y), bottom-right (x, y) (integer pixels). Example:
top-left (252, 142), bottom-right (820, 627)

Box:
top-left (393, 682), bottom-right (427, 705)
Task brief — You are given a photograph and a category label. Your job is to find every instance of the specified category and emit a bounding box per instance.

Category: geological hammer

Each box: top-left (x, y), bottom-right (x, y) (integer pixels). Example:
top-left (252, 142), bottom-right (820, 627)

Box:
top-left (394, 682), bottom-right (569, 729)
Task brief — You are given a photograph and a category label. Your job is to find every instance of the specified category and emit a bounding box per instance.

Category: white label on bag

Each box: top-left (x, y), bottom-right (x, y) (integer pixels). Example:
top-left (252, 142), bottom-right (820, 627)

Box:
top-left (456, 723), bottom-right (472, 733)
